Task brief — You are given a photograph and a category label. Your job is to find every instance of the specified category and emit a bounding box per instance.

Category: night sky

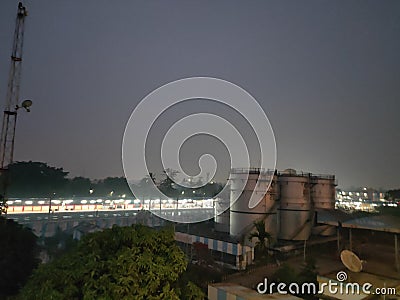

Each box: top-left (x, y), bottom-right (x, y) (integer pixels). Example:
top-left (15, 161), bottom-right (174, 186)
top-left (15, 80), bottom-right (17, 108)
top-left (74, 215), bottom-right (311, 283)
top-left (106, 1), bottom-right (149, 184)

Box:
top-left (0, 1), bottom-right (399, 189)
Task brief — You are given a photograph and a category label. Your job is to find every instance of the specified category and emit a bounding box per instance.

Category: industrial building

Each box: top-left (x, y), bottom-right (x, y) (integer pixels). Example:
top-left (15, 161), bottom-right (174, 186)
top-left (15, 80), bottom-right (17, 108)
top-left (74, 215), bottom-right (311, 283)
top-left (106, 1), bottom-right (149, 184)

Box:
top-left (223, 168), bottom-right (337, 240)
top-left (176, 168), bottom-right (338, 270)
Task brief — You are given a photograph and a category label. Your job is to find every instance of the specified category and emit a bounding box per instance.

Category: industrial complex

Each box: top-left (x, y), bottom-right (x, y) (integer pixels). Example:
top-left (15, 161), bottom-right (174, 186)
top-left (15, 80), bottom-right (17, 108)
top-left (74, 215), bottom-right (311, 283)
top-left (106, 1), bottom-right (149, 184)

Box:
top-left (176, 168), bottom-right (338, 270)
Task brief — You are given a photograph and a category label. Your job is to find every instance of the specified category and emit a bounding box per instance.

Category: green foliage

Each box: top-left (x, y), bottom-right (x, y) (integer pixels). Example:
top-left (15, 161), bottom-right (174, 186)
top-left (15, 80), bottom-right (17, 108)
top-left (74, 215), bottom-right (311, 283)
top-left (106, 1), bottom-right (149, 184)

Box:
top-left (3, 161), bottom-right (69, 197)
top-left (272, 258), bottom-right (318, 300)
top-left (133, 173), bottom-right (161, 200)
top-left (19, 225), bottom-right (205, 299)
top-left (158, 169), bottom-right (180, 199)
top-left (39, 228), bottom-right (78, 261)
top-left (297, 257), bottom-right (318, 300)
top-left (66, 176), bottom-right (92, 197)
top-left (180, 281), bottom-right (206, 300)
top-left (0, 161), bottom-right (134, 198)
top-left (386, 189), bottom-right (400, 201)
top-left (0, 217), bottom-right (39, 298)
top-left (2, 162), bottom-right (221, 199)
top-left (182, 264), bottom-right (222, 292)
top-left (158, 169), bottom-right (223, 199)
top-left (92, 177), bottom-right (133, 198)
top-left (248, 220), bottom-right (273, 261)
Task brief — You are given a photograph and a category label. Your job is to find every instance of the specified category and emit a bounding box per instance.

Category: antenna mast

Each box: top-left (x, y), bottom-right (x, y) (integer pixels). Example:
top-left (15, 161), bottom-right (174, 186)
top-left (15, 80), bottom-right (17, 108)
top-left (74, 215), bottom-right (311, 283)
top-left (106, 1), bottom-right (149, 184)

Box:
top-left (0, 2), bottom-right (28, 214)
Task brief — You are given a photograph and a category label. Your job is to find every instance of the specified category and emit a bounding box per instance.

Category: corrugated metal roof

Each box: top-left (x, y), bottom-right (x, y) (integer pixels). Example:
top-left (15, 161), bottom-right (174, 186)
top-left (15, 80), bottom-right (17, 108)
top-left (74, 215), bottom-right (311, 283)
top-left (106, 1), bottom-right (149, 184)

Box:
top-left (316, 209), bottom-right (355, 226)
top-left (342, 215), bottom-right (400, 233)
top-left (317, 210), bottom-right (400, 233)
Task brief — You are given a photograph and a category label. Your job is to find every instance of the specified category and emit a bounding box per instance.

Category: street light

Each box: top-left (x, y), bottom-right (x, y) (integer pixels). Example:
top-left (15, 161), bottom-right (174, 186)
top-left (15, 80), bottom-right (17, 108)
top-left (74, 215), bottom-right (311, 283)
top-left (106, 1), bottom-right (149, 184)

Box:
top-left (15, 99), bottom-right (33, 112)
top-left (176, 190), bottom-right (184, 210)
top-left (49, 192), bottom-right (55, 215)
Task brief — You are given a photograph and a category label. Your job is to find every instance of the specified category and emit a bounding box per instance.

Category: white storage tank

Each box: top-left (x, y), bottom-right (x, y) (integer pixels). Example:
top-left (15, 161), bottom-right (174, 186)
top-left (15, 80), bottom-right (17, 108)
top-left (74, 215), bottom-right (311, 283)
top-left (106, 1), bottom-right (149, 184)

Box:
top-left (229, 168), bottom-right (277, 238)
top-left (214, 197), bottom-right (230, 233)
top-left (278, 170), bottom-right (312, 240)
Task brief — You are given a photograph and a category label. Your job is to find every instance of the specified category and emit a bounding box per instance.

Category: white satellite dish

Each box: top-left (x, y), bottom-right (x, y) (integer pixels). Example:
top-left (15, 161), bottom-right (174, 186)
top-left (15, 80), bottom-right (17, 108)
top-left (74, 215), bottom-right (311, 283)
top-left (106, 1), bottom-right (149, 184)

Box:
top-left (340, 250), bottom-right (363, 272)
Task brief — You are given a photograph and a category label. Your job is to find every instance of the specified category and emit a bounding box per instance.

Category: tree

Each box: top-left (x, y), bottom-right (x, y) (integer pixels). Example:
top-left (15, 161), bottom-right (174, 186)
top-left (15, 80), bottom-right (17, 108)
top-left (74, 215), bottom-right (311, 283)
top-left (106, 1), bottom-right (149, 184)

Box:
top-left (39, 228), bottom-right (77, 261)
top-left (0, 217), bottom-right (39, 298)
top-left (158, 169), bottom-right (224, 199)
top-left (272, 259), bottom-right (318, 300)
top-left (248, 220), bottom-right (273, 255)
top-left (298, 257), bottom-right (318, 286)
top-left (93, 176), bottom-right (133, 197)
top-left (1, 161), bottom-right (69, 197)
top-left (67, 176), bottom-right (92, 197)
top-left (19, 225), bottom-right (205, 299)
top-left (134, 173), bottom-right (158, 200)
top-left (197, 181), bottom-right (223, 198)
top-left (386, 189), bottom-right (400, 201)
top-left (158, 169), bottom-right (180, 199)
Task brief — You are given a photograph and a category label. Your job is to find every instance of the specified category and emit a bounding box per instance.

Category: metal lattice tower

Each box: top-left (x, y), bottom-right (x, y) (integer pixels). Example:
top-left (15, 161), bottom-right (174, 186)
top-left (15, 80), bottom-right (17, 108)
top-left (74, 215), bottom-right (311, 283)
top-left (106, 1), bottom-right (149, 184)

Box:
top-left (0, 2), bottom-right (28, 213)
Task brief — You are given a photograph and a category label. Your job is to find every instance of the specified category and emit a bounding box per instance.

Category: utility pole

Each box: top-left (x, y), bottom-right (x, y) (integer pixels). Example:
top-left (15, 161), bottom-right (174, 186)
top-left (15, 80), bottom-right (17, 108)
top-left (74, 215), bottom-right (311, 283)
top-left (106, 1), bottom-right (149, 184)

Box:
top-left (0, 3), bottom-right (31, 215)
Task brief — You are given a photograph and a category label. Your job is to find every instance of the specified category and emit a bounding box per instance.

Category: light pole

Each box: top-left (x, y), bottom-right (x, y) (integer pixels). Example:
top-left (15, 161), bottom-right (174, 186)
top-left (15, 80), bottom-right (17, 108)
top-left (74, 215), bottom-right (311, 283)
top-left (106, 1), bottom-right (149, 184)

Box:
top-left (48, 192), bottom-right (55, 215)
top-left (176, 190), bottom-right (184, 210)
top-left (0, 3), bottom-right (30, 216)
top-left (0, 100), bottom-right (32, 215)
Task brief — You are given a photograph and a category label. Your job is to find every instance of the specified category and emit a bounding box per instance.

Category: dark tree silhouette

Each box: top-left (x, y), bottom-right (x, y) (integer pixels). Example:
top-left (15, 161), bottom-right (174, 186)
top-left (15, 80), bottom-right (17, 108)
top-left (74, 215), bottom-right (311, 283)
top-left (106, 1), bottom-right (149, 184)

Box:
top-left (386, 189), bottom-right (400, 201)
top-left (1, 162), bottom-right (223, 199)
top-left (0, 217), bottom-right (39, 298)
top-left (92, 176), bottom-right (133, 197)
top-left (158, 169), bottom-right (180, 198)
top-left (248, 220), bottom-right (273, 252)
top-left (2, 161), bottom-right (68, 197)
top-left (67, 176), bottom-right (92, 197)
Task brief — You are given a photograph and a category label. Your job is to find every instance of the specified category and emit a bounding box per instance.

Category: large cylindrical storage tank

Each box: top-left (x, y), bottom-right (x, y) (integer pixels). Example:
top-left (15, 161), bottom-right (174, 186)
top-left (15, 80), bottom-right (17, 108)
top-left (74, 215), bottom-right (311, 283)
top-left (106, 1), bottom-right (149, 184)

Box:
top-left (311, 175), bottom-right (337, 236)
top-left (311, 176), bottom-right (336, 210)
top-left (214, 197), bottom-right (230, 233)
top-left (229, 169), bottom-right (277, 238)
top-left (278, 170), bottom-right (312, 240)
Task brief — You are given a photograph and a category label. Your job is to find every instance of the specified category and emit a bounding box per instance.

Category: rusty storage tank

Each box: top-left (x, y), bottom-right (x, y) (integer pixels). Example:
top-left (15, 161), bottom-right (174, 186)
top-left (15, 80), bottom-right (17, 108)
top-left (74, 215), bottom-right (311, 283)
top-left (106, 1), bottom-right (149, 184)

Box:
top-left (311, 174), bottom-right (337, 236)
top-left (278, 169), bottom-right (312, 240)
top-left (311, 175), bottom-right (336, 210)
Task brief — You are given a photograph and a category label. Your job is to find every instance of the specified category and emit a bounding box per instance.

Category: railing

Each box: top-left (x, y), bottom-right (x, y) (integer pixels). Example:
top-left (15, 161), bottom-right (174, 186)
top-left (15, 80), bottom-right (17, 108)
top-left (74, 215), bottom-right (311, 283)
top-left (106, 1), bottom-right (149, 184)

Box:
top-left (278, 171), bottom-right (311, 177)
top-left (311, 174), bottom-right (336, 180)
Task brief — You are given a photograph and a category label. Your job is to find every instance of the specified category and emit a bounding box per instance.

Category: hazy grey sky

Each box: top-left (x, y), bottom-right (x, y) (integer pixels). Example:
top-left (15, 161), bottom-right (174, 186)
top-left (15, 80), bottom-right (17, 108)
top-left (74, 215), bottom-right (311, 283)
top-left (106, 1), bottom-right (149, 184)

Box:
top-left (0, 0), bottom-right (399, 189)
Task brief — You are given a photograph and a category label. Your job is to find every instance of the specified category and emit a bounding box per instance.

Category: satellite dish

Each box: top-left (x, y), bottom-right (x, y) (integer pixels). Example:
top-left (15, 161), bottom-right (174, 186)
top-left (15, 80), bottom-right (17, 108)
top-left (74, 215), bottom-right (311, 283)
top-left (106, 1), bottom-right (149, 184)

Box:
top-left (340, 250), bottom-right (363, 272)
